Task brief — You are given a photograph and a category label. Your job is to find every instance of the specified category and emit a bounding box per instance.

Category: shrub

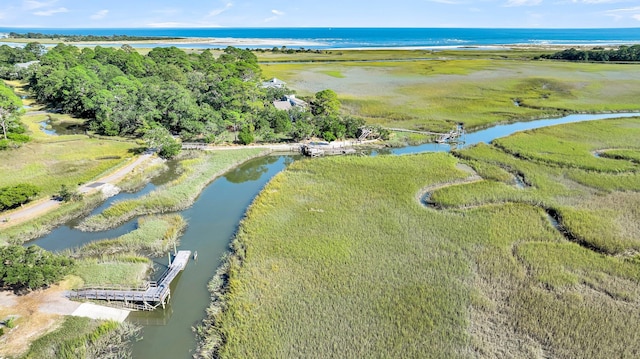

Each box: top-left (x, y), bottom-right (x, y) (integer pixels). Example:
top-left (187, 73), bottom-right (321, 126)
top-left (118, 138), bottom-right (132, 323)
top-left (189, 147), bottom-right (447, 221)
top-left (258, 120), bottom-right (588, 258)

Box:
top-left (238, 126), bottom-right (254, 145)
top-left (0, 183), bottom-right (39, 211)
top-left (0, 245), bottom-right (74, 291)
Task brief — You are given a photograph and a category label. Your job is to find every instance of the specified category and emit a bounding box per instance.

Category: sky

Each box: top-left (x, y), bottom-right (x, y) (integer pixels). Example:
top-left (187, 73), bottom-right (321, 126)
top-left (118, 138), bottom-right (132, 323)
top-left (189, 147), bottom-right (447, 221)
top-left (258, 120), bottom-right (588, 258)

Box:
top-left (0, 0), bottom-right (639, 28)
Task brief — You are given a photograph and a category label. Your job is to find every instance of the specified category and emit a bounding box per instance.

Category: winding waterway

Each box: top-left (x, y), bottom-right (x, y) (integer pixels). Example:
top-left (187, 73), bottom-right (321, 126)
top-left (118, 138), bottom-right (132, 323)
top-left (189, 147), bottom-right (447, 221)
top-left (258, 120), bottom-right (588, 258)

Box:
top-left (25, 112), bottom-right (638, 358)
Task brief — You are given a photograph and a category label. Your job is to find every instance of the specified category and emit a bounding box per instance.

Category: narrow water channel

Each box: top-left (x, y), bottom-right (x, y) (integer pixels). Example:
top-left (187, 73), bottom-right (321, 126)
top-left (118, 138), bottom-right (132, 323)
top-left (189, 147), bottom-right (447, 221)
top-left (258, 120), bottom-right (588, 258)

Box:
top-left (130, 155), bottom-right (294, 358)
top-left (25, 112), bottom-right (638, 358)
top-left (29, 160), bottom-right (181, 251)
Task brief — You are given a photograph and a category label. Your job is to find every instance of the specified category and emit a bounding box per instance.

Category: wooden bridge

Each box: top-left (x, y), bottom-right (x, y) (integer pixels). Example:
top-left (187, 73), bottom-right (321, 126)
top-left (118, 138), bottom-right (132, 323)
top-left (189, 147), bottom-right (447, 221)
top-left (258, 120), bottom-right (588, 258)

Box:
top-left (68, 250), bottom-right (191, 311)
top-left (386, 125), bottom-right (465, 144)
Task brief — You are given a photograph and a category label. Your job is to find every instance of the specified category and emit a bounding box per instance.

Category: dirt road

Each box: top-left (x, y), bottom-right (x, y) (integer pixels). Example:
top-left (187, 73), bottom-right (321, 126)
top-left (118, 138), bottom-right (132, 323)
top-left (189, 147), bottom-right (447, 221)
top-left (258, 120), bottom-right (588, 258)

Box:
top-left (0, 153), bottom-right (153, 229)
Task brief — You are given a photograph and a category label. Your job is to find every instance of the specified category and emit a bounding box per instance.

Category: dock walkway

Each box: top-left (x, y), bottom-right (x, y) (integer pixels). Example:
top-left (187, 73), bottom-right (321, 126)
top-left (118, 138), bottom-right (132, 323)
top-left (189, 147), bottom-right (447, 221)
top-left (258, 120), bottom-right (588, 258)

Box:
top-left (68, 250), bottom-right (191, 311)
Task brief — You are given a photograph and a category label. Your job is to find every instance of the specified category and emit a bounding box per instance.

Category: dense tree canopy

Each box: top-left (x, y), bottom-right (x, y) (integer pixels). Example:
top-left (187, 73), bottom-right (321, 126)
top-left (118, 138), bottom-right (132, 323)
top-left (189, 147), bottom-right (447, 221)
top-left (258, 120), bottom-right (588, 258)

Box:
top-left (0, 43), bottom-right (367, 145)
top-left (0, 82), bottom-right (24, 146)
top-left (0, 245), bottom-right (74, 291)
top-left (311, 89), bottom-right (340, 116)
top-left (0, 184), bottom-right (39, 211)
top-left (540, 45), bottom-right (640, 62)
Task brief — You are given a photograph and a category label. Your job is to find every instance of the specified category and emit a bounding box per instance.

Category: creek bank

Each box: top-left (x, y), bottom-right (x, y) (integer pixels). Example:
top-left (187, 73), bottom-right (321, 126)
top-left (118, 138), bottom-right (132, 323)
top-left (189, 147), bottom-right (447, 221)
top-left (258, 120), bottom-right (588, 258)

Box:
top-left (194, 112), bottom-right (640, 357)
top-left (77, 149), bottom-right (269, 232)
top-left (16, 112), bottom-right (640, 358)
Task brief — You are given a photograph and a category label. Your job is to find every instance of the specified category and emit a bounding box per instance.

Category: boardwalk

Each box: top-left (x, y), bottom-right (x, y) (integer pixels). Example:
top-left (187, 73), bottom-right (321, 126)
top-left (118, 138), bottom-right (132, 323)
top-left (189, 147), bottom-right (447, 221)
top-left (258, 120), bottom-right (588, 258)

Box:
top-left (68, 250), bottom-right (191, 311)
top-left (387, 125), bottom-right (464, 144)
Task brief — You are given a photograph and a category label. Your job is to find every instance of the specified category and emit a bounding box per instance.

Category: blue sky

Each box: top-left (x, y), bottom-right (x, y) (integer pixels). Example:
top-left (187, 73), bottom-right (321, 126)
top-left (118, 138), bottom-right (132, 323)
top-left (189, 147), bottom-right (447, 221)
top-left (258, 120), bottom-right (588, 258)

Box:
top-left (0, 0), bottom-right (639, 28)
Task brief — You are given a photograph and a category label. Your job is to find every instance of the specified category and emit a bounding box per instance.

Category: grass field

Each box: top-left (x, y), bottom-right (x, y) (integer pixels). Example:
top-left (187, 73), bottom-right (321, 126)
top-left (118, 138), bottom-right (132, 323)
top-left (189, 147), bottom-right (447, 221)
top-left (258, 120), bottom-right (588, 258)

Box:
top-left (198, 117), bottom-right (640, 358)
top-left (0, 111), bottom-right (137, 198)
top-left (259, 52), bottom-right (640, 132)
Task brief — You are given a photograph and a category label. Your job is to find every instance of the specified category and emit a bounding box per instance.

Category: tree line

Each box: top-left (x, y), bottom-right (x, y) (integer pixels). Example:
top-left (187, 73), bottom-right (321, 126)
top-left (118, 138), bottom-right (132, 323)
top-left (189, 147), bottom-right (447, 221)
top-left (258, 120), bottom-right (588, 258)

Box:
top-left (539, 45), bottom-right (640, 62)
top-left (0, 42), bottom-right (371, 156)
top-left (7, 32), bottom-right (183, 42)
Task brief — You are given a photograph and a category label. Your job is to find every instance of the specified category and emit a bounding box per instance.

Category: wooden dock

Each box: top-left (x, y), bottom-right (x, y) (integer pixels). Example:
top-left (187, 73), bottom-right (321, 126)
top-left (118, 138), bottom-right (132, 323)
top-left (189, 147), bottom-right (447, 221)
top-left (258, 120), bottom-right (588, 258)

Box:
top-left (68, 250), bottom-right (191, 311)
top-left (301, 144), bottom-right (357, 157)
top-left (387, 124), bottom-right (465, 144)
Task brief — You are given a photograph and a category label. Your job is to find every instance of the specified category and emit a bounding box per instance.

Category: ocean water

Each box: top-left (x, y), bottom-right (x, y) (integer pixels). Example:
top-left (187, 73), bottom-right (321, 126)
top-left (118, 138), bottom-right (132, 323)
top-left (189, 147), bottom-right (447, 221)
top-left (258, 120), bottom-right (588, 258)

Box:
top-left (0, 27), bottom-right (638, 49)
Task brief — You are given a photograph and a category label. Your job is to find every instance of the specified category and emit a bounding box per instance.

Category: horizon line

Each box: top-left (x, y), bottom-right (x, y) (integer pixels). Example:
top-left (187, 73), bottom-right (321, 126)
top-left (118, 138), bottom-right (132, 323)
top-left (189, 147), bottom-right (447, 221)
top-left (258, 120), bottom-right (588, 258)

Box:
top-left (1, 26), bottom-right (640, 30)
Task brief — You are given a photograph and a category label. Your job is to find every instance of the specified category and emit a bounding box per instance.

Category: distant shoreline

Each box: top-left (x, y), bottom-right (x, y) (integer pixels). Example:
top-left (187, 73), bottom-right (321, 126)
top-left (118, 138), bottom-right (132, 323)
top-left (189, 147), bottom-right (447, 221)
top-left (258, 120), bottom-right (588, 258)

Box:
top-left (2, 27), bottom-right (639, 50)
top-left (1, 36), bottom-right (636, 51)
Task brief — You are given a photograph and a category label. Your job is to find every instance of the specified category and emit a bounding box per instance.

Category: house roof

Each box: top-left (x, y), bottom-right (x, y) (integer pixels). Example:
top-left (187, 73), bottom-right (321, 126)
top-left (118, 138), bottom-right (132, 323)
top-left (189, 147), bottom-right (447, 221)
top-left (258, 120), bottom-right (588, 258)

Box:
top-left (285, 95), bottom-right (308, 108)
top-left (14, 60), bottom-right (40, 69)
top-left (273, 100), bottom-right (293, 111)
top-left (262, 77), bottom-right (286, 88)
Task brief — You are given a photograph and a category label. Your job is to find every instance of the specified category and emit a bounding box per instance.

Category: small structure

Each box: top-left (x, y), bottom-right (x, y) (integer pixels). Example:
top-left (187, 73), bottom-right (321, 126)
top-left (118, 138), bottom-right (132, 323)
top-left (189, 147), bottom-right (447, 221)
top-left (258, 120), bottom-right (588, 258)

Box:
top-left (14, 60), bottom-right (40, 69)
top-left (301, 144), bottom-right (357, 157)
top-left (273, 95), bottom-right (308, 111)
top-left (262, 77), bottom-right (287, 89)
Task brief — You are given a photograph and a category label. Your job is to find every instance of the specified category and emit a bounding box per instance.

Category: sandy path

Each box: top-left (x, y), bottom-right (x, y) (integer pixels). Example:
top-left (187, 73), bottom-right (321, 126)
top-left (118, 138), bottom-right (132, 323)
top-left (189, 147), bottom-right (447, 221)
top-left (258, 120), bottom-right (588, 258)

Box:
top-left (0, 153), bottom-right (153, 229)
top-left (0, 284), bottom-right (130, 357)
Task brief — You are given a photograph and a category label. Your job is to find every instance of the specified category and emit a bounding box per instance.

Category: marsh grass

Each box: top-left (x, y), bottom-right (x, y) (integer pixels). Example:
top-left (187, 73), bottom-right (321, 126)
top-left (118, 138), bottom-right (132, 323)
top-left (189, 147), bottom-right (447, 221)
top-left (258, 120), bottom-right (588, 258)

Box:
top-left (75, 259), bottom-right (150, 287)
top-left (257, 49), bottom-right (550, 64)
top-left (0, 192), bottom-right (105, 245)
top-left (73, 214), bottom-right (186, 258)
top-left (599, 148), bottom-right (640, 163)
top-left (492, 118), bottom-right (640, 172)
top-left (116, 160), bottom-right (168, 193)
top-left (200, 118), bottom-right (640, 359)
top-left (260, 54), bottom-right (640, 132)
top-left (78, 149), bottom-right (266, 231)
top-left (22, 316), bottom-right (139, 359)
top-left (68, 214), bottom-right (187, 287)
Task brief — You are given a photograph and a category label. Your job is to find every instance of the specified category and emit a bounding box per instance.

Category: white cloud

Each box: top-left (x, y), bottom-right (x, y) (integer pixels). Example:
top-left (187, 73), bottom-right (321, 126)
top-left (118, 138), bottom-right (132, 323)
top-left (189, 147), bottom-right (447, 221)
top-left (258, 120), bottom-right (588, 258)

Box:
top-left (91, 9), bottom-right (109, 20)
top-left (33, 7), bottom-right (68, 16)
top-left (23, 0), bottom-right (57, 10)
top-left (264, 9), bottom-right (285, 22)
top-left (605, 5), bottom-right (640, 12)
top-left (505, 0), bottom-right (542, 6)
top-left (604, 6), bottom-right (640, 21)
top-left (208, 2), bottom-right (233, 17)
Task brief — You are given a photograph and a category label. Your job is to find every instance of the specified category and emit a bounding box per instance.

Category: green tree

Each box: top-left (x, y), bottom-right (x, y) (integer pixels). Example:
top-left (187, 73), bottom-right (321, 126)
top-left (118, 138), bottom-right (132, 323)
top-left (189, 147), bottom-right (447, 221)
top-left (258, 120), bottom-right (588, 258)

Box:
top-left (238, 125), bottom-right (255, 145)
top-left (290, 119), bottom-right (315, 141)
top-left (23, 42), bottom-right (45, 60)
top-left (311, 89), bottom-right (340, 116)
top-left (272, 110), bottom-right (292, 134)
top-left (0, 184), bottom-right (39, 211)
top-left (0, 83), bottom-right (23, 140)
top-left (0, 245), bottom-right (74, 291)
top-left (143, 126), bottom-right (181, 158)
